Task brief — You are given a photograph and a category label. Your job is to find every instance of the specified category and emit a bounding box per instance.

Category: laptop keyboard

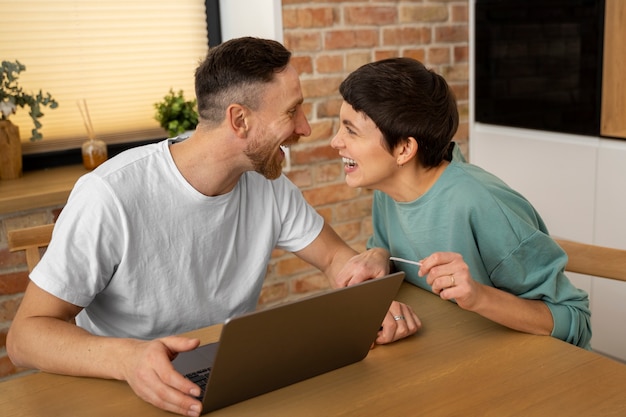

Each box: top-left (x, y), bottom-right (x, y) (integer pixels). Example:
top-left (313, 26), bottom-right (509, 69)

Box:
top-left (185, 367), bottom-right (211, 399)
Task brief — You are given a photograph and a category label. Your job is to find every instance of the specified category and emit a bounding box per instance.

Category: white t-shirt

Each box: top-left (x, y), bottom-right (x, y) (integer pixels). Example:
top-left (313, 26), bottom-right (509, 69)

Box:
top-left (31, 139), bottom-right (324, 339)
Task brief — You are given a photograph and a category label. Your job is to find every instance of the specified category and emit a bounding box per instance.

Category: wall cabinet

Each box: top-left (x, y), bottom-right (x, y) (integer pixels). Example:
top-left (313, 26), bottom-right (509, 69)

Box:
top-left (601, 0), bottom-right (626, 139)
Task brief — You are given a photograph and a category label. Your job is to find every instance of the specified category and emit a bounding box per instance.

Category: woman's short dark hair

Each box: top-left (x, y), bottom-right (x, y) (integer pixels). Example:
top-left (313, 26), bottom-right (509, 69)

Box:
top-left (339, 58), bottom-right (459, 168)
top-left (195, 37), bottom-right (292, 125)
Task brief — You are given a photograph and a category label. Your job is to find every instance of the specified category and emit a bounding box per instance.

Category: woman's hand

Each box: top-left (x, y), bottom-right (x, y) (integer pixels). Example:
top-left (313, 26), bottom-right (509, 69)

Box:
top-left (419, 251), bottom-right (485, 311)
top-left (375, 301), bottom-right (421, 345)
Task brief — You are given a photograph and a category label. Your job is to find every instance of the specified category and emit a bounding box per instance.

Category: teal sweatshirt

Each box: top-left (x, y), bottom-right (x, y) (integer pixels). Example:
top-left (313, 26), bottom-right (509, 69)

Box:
top-left (367, 152), bottom-right (592, 348)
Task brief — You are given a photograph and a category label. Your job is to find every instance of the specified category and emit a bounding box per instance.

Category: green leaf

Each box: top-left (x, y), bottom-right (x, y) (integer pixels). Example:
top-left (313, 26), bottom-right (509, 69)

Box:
top-left (1, 59), bottom-right (59, 140)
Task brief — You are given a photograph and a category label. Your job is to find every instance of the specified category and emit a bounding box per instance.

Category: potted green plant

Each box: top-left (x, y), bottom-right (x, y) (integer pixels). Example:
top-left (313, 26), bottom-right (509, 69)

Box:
top-left (1, 60), bottom-right (58, 141)
top-left (0, 60), bottom-right (59, 179)
top-left (154, 89), bottom-right (198, 137)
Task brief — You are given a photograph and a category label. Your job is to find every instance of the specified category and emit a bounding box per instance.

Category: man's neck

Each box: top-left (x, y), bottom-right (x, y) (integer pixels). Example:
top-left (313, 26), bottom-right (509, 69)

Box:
top-left (169, 129), bottom-right (247, 197)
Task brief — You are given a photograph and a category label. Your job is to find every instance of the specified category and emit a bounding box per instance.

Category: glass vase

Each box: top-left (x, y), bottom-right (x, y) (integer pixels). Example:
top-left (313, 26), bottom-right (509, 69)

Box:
top-left (81, 138), bottom-right (107, 170)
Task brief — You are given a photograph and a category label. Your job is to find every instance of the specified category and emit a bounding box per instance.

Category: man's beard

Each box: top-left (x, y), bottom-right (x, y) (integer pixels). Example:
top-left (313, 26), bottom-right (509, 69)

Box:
top-left (244, 136), bottom-right (284, 180)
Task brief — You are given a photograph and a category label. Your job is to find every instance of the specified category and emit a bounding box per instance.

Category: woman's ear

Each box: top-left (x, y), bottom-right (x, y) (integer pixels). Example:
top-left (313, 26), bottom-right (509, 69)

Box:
top-left (395, 137), bottom-right (418, 167)
top-left (227, 104), bottom-right (248, 137)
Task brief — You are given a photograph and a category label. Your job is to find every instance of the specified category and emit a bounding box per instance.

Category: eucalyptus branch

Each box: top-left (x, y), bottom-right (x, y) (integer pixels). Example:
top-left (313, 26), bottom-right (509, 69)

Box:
top-left (1, 60), bottom-right (58, 141)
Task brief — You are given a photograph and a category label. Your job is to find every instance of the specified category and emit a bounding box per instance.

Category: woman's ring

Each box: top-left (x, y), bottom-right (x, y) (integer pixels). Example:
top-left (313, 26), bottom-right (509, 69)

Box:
top-left (450, 275), bottom-right (456, 286)
top-left (393, 315), bottom-right (405, 321)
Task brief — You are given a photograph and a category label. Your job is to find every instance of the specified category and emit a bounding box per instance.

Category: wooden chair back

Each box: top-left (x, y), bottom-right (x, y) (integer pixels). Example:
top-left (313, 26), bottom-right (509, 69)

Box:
top-left (7, 223), bottom-right (55, 272)
top-left (554, 238), bottom-right (626, 282)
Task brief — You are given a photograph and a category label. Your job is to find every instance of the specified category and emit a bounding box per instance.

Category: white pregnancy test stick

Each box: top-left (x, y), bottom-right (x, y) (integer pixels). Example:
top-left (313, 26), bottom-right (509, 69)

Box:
top-left (389, 257), bottom-right (422, 267)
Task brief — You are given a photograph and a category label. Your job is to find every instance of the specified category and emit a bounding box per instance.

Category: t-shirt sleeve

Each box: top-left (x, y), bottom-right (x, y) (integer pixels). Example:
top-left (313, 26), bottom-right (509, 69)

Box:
top-left (30, 174), bottom-right (123, 307)
top-left (272, 175), bottom-right (324, 252)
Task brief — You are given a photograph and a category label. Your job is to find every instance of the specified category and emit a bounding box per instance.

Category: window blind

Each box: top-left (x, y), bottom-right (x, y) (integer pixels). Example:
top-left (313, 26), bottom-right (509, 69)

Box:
top-left (0, 0), bottom-right (209, 154)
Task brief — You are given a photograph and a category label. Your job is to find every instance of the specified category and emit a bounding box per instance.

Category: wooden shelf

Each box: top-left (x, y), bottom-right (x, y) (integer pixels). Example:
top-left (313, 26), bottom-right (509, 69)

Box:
top-left (0, 164), bottom-right (87, 215)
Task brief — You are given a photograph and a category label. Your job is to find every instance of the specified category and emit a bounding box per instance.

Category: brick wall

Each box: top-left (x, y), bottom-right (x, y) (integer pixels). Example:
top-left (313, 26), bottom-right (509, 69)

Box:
top-left (0, 0), bottom-right (469, 379)
top-left (261, 0), bottom-right (470, 303)
top-left (0, 207), bottom-right (63, 378)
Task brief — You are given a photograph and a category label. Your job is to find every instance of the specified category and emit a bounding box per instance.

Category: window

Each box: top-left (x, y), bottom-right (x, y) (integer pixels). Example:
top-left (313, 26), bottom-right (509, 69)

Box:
top-left (0, 0), bottom-right (211, 157)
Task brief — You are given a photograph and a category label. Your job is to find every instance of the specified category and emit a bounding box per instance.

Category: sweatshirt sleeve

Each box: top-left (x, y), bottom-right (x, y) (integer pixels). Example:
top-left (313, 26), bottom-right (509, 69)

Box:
top-left (491, 231), bottom-right (592, 349)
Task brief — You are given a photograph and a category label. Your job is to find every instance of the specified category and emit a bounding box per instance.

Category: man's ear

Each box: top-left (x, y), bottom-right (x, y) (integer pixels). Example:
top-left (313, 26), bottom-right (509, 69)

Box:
top-left (395, 137), bottom-right (418, 167)
top-left (227, 104), bottom-right (248, 137)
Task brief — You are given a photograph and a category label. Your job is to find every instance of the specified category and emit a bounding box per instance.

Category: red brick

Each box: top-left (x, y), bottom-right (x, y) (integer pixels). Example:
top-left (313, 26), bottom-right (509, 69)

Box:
top-left (0, 271), bottom-right (29, 295)
top-left (350, 239), bottom-right (368, 254)
top-left (452, 4), bottom-right (469, 23)
top-left (271, 248), bottom-right (287, 259)
top-left (361, 217), bottom-right (374, 238)
top-left (454, 122), bottom-right (469, 143)
top-left (333, 220), bottom-right (363, 242)
top-left (441, 63), bottom-right (469, 83)
top-left (334, 197), bottom-right (373, 223)
top-left (257, 282), bottom-right (289, 307)
top-left (282, 8), bottom-right (298, 29)
top-left (276, 255), bottom-right (316, 276)
top-left (291, 143), bottom-right (339, 166)
top-left (344, 6), bottom-right (397, 26)
top-left (291, 55), bottom-right (313, 75)
top-left (0, 296), bottom-right (21, 322)
top-left (400, 5), bottom-right (448, 23)
top-left (0, 248), bottom-right (26, 269)
top-left (301, 102), bottom-right (314, 118)
top-left (316, 98), bottom-right (342, 118)
top-left (284, 32), bottom-right (322, 52)
top-left (324, 30), bottom-right (379, 50)
top-left (304, 119), bottom-right (335, 143)
top-left (375, 49), bottom-right (401, 61)
top-left (285, 168), bottom-right (313, 188)
top-left (316, 207), bottom-right (333, 223)
top-left (454, 45), bottom-right (469, 63)
top-left (314, 161), bottom-right (343, 184)
top-left (315, 54), bottom-right (344, 74)
top-left (434, 25), bottom-right (468, 43)
top-left (290, 272), bottom-right (330, 295)
top-left (403, 48), bottom-right (427, 62)
top-left (346, 52), bottom-right (371, 72)
top-left (450, 83), bottom-right (469, 101)
top-left (0, 326), bottom-right (7, 349)
top-left (427, 47), bottom-right (451, 65)
top-left (301, 77), bottom-right (343, 99)
top-left (293, 7), bottom-right (336, 28)
top-left (302, 183), bottom-right (359, 206)
top-left (383, 27), bottom-right (431, 46)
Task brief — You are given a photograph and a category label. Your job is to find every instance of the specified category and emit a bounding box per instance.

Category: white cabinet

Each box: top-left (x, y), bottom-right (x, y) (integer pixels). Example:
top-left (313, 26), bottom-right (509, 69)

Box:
top-left (470, 124), bottom-right (626, 362)
top-left (595, 140), bottom-right (626, 248)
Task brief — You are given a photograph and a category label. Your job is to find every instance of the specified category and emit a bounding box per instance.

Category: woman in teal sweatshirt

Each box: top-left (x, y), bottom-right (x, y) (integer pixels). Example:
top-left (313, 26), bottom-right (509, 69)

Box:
top-left (331, 58), bottom-right (591, 348)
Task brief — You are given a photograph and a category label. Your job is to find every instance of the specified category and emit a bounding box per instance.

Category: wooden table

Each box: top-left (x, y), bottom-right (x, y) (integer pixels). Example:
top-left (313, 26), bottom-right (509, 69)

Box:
top-left (2, 283), bottom-right (626, 416)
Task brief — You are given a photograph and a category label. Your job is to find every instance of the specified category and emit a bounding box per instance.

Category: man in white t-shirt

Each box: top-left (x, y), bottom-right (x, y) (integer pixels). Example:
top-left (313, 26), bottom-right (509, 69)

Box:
top-left (7, 37), bottom-right (420, 417)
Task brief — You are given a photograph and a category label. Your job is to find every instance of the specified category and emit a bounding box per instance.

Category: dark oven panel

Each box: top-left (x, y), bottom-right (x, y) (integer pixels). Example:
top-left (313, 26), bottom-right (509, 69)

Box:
top-left (474, 0), bottom-right (605, 137)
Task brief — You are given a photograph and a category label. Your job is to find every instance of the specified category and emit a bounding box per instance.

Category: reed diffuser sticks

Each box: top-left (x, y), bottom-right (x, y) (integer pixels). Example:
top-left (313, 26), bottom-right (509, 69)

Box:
top-left (77, 99), bottom-right (96, 141)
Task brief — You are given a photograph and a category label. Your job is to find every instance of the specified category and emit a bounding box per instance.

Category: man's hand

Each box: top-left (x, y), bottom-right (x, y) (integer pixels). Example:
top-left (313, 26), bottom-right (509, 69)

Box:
top-left (334, 248), bottom-right (391, 287)
top-left (123, 336), bottom-right (204, 417)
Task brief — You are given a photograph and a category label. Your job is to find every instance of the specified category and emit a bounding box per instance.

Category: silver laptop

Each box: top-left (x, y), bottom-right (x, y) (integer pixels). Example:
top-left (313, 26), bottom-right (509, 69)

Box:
top-left (172, 271), bottom-right (405, 414)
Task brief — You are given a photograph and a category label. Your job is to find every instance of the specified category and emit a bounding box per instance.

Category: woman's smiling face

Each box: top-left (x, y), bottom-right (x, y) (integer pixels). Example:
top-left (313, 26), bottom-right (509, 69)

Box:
top-left (331, 101), bottom-right (398, 191)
